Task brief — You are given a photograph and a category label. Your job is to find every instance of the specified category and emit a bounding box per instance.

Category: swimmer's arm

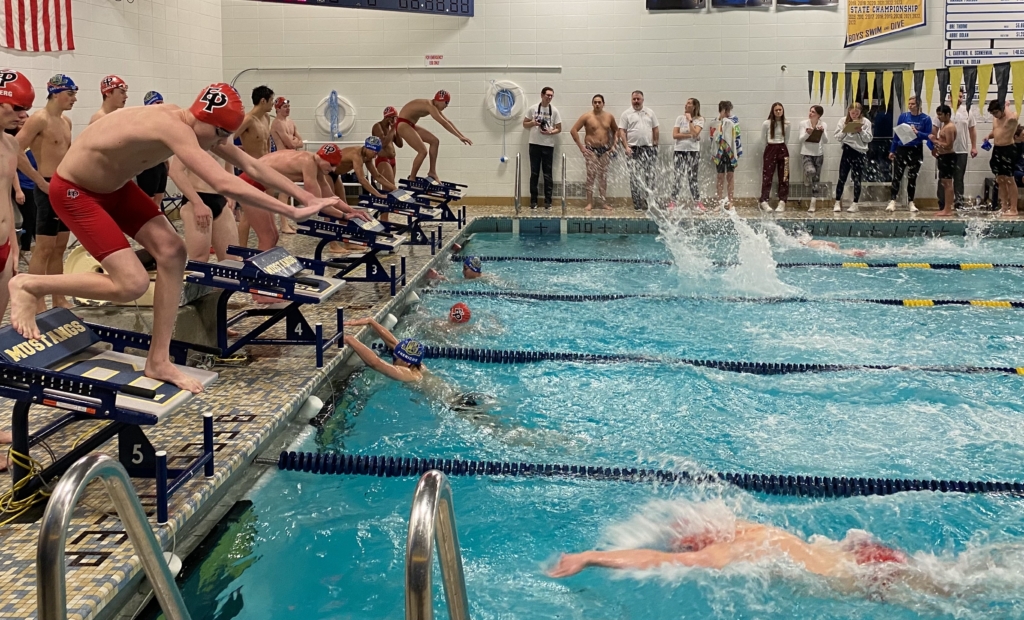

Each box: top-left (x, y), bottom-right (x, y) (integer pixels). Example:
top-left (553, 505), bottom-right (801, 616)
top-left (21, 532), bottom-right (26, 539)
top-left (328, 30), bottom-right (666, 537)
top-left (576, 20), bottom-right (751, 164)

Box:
top-left (570, 117), bottom-right (587, 151)
top-left (316, 170), bottom-right (336, 203)
top-left (427, 106), bottom-right (469, 142)
top-left (343, 335), bottom-right (415, 381)
top-left (15, 117), bottom-right (48, 191)
top-left (300, 158), bottom-right (323, 198)
top-left (167, 156), bottom-right (207, 206)
top-left (214, 143), bottom-right (326, 214)
top-left (550, 549), bottom-right (724, 576)
top-left (234, 115), bottom-right (256, 142)
top-left (354, 159), bottom-right (386, 197)
top-left (365, 160), bottom-right (396, 192)
top-left (392, 128), bottom-right (404, 148)
top-left (346, 317), bottom-right (400, 348)
top-left (16, 150), bottom-right (46, 193)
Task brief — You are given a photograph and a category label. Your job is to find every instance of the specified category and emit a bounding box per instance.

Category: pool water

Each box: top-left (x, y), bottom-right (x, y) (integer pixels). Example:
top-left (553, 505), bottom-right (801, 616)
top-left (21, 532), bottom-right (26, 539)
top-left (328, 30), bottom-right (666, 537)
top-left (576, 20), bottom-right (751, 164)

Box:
top-left (173, 225), bottom-right (1024, 620)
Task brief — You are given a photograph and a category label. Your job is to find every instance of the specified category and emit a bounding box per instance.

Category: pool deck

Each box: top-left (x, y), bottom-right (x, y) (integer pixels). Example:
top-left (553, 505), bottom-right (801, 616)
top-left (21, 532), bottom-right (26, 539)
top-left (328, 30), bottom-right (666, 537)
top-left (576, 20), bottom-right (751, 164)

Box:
top-left (0, 202), bottom-right (1021, 620)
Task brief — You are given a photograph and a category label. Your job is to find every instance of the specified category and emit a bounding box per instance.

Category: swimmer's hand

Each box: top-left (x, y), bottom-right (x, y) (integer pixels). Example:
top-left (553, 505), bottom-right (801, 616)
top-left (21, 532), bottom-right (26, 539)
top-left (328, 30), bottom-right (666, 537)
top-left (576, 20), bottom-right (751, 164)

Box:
top-left (14, 187), bottom-right (23, 205)
top-left (460, 136), bottom-right (473, 146)
top-left (293, 197), bottom-right (338, 222)
top-left (344, 318), bottom-right (375, 327)
top-left (346, 209), bottom-right (373, 222)
top-left (548, 553), bottom-right (591, 578)
top-left (193, 202), bottom-right (213, 232)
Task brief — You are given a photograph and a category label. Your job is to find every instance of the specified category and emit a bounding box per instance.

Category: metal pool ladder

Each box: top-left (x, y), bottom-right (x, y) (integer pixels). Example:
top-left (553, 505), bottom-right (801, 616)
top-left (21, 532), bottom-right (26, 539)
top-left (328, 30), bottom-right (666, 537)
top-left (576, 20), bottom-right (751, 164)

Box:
top-left (37, 453), bottom-right (191, 620)
top-left (405, 470), bottom-right (471, 620)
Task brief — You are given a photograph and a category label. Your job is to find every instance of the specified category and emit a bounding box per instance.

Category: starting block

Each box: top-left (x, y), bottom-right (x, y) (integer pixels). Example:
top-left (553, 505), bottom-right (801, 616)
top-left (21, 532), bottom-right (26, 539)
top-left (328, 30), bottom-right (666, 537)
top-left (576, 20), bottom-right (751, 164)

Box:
top-left (294, 216), bottom-right (408, 296)
top-left (0, 308), bottom-right (218, 524)
top-left (185, 246), bottom-right (346, 367)
top-left (358, 189), bottom-right (446, 251)
top-left (397, 177), bottom-right (467, 227)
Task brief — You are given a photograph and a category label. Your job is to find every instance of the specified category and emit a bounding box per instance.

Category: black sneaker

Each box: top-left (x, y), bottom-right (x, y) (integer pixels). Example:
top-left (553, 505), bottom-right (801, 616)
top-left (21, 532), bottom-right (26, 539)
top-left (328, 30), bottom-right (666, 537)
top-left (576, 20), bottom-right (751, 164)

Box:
top-left (544, 203), bottom-right (552, 210)
top-left (530, 203), bottom-right (538, 210)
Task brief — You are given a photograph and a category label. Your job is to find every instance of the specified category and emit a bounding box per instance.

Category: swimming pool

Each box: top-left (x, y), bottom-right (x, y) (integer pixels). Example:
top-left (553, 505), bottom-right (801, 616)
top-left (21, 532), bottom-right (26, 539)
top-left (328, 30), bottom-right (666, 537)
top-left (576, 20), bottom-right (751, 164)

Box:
top-left (170, 222), bottom-right (1024, 619)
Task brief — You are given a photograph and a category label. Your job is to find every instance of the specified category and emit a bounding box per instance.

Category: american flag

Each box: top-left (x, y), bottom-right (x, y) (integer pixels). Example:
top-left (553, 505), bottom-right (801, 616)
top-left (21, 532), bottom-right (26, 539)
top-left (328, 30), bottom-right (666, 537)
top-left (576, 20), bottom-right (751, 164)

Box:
top-left (0, 0), bottom-right (74, 52)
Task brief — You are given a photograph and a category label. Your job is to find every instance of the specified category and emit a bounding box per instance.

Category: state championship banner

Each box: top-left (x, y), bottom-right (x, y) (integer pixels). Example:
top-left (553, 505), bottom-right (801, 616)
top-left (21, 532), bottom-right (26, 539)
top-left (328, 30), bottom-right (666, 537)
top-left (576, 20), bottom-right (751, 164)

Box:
top-left (846, 0), bottom-right (925, 47)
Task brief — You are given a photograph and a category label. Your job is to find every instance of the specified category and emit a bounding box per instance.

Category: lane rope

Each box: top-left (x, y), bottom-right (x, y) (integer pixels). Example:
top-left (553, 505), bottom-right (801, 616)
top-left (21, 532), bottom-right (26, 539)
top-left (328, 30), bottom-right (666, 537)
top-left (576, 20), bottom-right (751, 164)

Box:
top-left (370, 343), bottom-right (1024, 376)
top-left (450, 255), bottom-right (1019, 270)
top-left (422, 288), bottom-right (1024, 309)
top-left (273, 451), bottom-right (1023, 498)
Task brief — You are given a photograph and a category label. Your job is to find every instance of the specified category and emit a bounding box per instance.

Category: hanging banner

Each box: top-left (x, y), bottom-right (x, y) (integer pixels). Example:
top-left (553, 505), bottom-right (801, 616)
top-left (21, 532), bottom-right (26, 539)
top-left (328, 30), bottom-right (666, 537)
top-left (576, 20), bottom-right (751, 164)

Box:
top-left (712, 0), bottom-right (767, 7)
top-left (779, 0), bottom-right (837, 7)
top-left (845, 0), bottom-right (926, 47)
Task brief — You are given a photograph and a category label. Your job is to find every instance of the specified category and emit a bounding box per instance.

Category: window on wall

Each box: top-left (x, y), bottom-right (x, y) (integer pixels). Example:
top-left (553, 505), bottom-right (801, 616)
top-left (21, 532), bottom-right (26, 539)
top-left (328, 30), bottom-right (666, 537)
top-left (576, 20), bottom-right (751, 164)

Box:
top-left (844, 63), bottom-right (914, 184)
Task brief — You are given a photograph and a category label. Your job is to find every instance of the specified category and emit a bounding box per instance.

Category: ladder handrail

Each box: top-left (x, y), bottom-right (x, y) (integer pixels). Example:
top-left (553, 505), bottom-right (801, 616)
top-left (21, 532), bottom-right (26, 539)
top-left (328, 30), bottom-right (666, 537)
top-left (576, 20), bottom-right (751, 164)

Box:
top-left (37, 454), bottom-right (191, 620)
top-left (405, 470), bottom-right (470, 620)
top-left (513, 152), bottom-right (522, 215)
top-left (561, 152), bottom-right (567, 217)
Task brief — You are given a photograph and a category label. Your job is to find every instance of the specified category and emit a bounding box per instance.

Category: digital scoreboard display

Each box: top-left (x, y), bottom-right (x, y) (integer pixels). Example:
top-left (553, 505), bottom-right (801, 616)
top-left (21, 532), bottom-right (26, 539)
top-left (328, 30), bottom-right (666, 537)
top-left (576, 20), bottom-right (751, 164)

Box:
top-left (249, 0), bottom-right (473, 17)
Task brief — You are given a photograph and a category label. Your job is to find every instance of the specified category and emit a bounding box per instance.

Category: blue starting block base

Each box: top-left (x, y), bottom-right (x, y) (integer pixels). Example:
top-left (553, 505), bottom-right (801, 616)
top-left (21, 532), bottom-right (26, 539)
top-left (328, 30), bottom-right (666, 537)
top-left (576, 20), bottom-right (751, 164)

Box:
top-left (293, 217), bottom-right (407, 296)
top-left (185, 246), bottom-right (347, 367)
top-left (397, 178), bottom-right (467, 227)
top-left (0, 308), bottom-right (218, 524)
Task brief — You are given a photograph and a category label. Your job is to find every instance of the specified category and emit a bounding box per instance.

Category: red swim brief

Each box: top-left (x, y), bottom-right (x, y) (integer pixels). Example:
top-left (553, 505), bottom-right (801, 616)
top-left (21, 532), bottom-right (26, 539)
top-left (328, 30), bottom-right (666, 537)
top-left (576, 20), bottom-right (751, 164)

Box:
top-left (375, 156), bottom-right (397, 168)
top-left (0, 239), bottom-right (10, 274)
top-left (49, 172), bottom-right (163, 262)
top-left (395, 117), bottom-right (415, 129)
top-left (238, 172), bottom-right (267, 193)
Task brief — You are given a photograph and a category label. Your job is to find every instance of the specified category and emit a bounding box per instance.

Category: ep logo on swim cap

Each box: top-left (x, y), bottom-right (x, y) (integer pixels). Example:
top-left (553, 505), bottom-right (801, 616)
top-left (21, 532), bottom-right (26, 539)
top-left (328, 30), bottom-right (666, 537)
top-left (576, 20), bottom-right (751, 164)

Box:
top-left (449, 302), bottom-right (471, 324)
top-left (383, 106), bottom-right (398, 118)
top-left (190, 83), bottom-right (245, 134)
top-left (316, 143), bottom-right (343, 167)
top-left (434, 90), bottom-right (451, 104)
top-left (100, 75), bottom-right (127, 95)
top-left (364, 136), bottom-right (383, 153)
top-left (463, 256), bottom-right (482, 273)
top-left (393, 338), bottom-right (424, 365)
top-left (0, 70), bottom-right (34, 110)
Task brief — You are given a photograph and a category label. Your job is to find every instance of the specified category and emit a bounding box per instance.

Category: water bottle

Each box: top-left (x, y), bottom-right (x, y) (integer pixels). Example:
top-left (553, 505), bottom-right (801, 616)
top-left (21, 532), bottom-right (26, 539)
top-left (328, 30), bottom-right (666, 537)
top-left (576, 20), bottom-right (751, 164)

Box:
top-left (982, 139), bottom-right (993, 151)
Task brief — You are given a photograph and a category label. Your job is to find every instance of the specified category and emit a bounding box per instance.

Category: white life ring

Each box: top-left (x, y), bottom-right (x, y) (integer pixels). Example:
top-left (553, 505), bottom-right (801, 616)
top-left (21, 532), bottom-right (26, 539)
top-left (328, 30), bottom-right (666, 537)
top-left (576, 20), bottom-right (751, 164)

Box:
top-left (314, 93), bottom-right (357, 138)
top-left (485, 80), bottom-right (526, 122)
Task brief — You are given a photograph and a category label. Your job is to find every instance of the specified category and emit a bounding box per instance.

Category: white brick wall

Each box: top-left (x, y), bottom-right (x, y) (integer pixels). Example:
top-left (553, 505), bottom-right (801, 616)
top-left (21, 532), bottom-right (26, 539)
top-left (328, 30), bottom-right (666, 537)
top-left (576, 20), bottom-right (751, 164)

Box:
top-left (223, 0), bottom-right (1001, 202)
top-left (1, 0), bottom-right (223, 134)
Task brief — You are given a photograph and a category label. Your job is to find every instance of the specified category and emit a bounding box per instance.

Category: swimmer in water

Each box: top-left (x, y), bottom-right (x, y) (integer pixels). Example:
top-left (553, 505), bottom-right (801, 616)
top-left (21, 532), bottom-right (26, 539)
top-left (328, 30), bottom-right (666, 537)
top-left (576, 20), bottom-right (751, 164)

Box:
top-left (796, 233), bottom-right (868, 257)
top-left (462, 255), bottom-right (483, 279)
top-left (550, 511), bottom-right (962, 601)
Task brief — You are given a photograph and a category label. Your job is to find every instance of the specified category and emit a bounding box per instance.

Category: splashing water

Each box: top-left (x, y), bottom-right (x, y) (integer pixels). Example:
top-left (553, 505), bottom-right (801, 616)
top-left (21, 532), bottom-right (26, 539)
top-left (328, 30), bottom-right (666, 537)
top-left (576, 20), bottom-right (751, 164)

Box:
top-left (722, 211), bottom-right (799, 297)
top-left (964, 219), bottom-right (991, 250)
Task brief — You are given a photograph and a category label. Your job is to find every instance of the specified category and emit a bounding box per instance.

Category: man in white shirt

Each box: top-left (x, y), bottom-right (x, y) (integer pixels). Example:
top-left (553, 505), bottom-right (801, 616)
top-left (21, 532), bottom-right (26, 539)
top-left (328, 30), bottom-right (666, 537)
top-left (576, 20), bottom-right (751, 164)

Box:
top-left (522, 87), bottom-right (562, 209)
top-left (935, 89), bottom-right (977, 212)
top-left (617, 91), bottom-right (659, 211)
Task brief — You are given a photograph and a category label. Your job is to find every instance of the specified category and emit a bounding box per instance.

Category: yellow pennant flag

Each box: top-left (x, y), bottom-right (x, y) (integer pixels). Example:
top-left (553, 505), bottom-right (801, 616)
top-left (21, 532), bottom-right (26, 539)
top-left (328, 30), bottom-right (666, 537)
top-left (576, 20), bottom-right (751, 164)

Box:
top-left (825, 72), bottom-right (832, 106)
top-left (903, 70), bottom-right (914, 109)
top-left (851, 71), bottom-right (860, 105)
top-left (883, 71), bottom-right (894, 108)
top-left (837, 73), bottom-right (845, 107)
top-left (1013, 61), bottom-right (1024, 114)
top-left (948, 66), bottom-right (963, 107)
top-left (924, 68), bottom-right (936, 111)
top-left (978, 63), bottom-right (993, 111)
top-left (867, 71), bottom-right (876, 105)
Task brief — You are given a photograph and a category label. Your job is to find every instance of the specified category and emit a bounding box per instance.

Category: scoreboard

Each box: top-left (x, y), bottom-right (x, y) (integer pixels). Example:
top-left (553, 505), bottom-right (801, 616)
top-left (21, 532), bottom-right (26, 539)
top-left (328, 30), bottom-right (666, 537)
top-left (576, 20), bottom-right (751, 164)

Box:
top-left (248, 0), bottom-right (473, 17)
top-left (946, 0), bottom-right (1024, 65)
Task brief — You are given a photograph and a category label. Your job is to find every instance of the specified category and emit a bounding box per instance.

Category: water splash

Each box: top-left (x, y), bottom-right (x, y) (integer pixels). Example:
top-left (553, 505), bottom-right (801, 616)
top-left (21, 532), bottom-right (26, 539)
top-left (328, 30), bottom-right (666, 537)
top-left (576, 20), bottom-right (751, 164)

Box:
top-left (722, 211), bottom-right (799, 297)
top-left (964, 219), bottom-right (991, 250)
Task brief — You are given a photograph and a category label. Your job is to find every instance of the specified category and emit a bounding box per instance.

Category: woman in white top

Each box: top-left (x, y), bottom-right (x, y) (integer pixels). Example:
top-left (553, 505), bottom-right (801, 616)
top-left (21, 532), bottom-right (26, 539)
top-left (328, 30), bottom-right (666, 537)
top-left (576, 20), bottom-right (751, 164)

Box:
top-left (798, 105), bottom-right (829, 213)
top-left (759, 102), bottom-right (791, 212)
top-left (671, 98), bottom-right (704, 209)
top-left (833, 102), bottom-right (873, 213)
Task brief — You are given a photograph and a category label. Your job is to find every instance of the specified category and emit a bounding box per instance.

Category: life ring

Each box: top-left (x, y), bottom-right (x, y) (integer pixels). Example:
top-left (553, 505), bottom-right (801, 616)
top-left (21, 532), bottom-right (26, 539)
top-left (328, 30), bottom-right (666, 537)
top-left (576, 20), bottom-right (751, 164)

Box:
top-left (314, 93), bottom-right (357, 138)
top-left (64, 246), bottom-right (156, 306)
top-left (485, 80), bottom-right (526, 122)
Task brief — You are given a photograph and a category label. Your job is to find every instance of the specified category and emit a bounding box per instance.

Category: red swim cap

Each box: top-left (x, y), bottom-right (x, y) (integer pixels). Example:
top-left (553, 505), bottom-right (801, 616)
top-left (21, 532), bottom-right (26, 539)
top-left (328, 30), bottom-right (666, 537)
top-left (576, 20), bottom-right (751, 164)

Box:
top-left (190, 83), bottom-right (245, 134)
top-left (274, 96), bottom-right (289, 109)
top-left (100, 75), bottom-right (127, 95)
top-left (383, 105), bottom-right (398, 118)
top-left (434, 90), bottom-right (451, 104)
top-left (316, 143), bottom-right (342, 167)
top-left (0, 71), bottom-right (34, 109)
top-left (853, 542), bottom-right (906, 565)
top-left (449, 302), bottom-right (471, 323)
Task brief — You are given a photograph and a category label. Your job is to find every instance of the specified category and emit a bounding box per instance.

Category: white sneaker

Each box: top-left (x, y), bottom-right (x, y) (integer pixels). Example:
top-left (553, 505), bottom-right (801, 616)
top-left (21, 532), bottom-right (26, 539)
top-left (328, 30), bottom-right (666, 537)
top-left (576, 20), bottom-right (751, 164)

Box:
top-left (833, 201), bottom-right (842, 212)
top-left (908, 201), bottom-right (918, 213)
top-left (775, 201), bottom-right (786, 213)
top-left (885, 200), bottom-right (896, 212)
top-left (808, 198), bottom-right (816, 213)
top-left (847, 202), bottom-right (859, 213)
top-left (759, 201), bottom-right (772, 212)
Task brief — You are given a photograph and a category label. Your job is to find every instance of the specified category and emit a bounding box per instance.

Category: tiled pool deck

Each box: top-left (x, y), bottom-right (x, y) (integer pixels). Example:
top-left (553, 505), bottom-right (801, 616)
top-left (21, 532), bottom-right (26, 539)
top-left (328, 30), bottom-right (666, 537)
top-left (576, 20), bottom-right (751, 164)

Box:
top-left (1, 202), bottom-right (1022, 620)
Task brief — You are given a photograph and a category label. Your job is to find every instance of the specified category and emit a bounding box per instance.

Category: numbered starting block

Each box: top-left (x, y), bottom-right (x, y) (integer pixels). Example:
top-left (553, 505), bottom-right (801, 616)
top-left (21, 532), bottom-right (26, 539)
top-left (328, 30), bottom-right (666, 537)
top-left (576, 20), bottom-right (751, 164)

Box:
top-left (358, 189), bottom-right (447, 251)
top-left (185, 246), bottom-right (346, 367)
top-left (0, 308), bottom-right (218, 523)
top-left (294, 216), bottom-right (408, 296)
top-left (397, 177), bottom-right (467, 227)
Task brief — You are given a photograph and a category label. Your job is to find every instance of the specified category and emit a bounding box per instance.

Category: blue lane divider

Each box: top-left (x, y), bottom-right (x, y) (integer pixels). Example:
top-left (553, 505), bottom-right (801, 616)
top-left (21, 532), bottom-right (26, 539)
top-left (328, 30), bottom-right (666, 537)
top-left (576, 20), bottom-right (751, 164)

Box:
top-left (450, 255), bottom-right (1024, 270)
top-left (421, 288), bottom-right (1024, 309)
top-left (368, 343), bottom-right (1024, 376)
top-left (276, 451), bottom-right (1022, 498)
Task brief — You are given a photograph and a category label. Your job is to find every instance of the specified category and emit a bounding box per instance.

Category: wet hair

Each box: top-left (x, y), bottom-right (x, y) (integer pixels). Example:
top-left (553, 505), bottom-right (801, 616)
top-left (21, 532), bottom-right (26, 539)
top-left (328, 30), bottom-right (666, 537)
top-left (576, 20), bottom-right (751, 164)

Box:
top-left (632, 90), bottom-right (644, 97)
top-left (810, 105), bottom-right (823, 117)
top-left (688, 98), bottom-right (701, 118)
top-left (936, 104), bottom-right (952, 117)
top-left (844, 102), bottom-right (864, 124)
top-left (252, 85), bottom-right (274, 106)
top-left (592, 94), bottom-right (604, 104)
top-left (718, 100), bottom-right (733, 114)
top-left (989, 99), bottom-right (1005, 114)
top-left (541, 87), bottom-right (554, 96)
top-left (767, 102), bottom-right (786, 139)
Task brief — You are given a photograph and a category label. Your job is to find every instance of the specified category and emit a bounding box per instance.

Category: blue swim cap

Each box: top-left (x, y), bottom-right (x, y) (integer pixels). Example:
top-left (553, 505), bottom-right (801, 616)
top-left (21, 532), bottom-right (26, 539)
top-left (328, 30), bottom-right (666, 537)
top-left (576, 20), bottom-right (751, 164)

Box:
top-left (46, 74), bottom-right (77, 96)
top-left (393, 338), bottom-right (424, 365)
top-left (144, 91), bottom-right (164, 106)
top-left (364, 136), bottom-right (383, 153)
top-left (463, 256), bottom-right (482, 273)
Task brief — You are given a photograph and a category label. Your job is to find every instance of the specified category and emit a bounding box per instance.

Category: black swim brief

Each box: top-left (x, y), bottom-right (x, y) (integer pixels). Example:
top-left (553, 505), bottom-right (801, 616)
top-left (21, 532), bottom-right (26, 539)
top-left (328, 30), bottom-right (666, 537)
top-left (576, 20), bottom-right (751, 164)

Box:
top-left (990, 144), bottom-right (1017, 178)
top-left (936, 153), bottom-right (957, 180)
top-left (586, 144), bottom-right (612, 158)
top-left (135, 162), bottom-right (169, 197)
top-left (181, 192), bottom-right (228, 219)
top-left (34, 178), bottom-right (70, 236)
